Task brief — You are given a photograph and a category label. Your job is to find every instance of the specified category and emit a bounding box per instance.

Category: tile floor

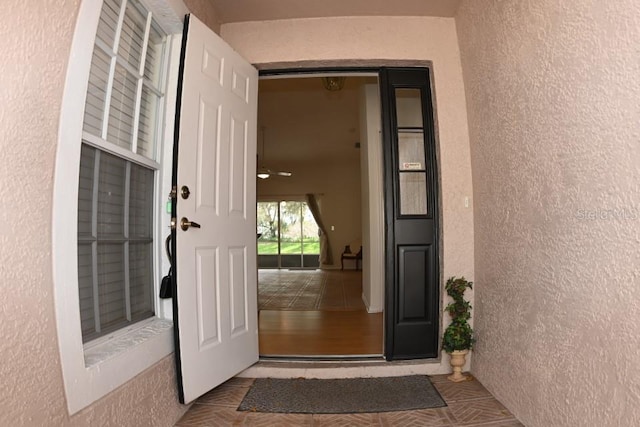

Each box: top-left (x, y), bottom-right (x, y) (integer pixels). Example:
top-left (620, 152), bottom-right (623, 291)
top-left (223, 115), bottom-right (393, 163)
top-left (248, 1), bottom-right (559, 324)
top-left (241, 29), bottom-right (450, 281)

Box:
top-left (175, 375), bottom-right (523, 426)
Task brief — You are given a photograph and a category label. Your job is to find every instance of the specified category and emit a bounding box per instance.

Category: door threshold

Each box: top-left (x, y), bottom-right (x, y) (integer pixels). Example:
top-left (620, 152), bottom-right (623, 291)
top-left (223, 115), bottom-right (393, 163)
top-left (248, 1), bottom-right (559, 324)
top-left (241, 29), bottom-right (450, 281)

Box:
top-left (238, 357), bottom-right (448, 379)
top-left (259, 354), bottom-right (384, 362)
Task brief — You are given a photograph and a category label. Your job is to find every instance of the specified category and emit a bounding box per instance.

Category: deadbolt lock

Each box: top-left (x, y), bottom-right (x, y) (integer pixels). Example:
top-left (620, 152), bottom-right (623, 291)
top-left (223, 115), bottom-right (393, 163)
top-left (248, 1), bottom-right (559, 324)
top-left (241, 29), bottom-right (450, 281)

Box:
top-left (181, 185), bottom-right (191, 199)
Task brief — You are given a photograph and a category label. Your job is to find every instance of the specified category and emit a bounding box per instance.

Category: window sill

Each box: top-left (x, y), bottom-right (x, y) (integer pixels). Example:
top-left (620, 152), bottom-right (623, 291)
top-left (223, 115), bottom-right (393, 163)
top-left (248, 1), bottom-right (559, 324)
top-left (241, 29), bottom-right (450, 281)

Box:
top-left (84, 318), bottom-right (173, 368)
top-left (58, 316), bottom-right (174, 414)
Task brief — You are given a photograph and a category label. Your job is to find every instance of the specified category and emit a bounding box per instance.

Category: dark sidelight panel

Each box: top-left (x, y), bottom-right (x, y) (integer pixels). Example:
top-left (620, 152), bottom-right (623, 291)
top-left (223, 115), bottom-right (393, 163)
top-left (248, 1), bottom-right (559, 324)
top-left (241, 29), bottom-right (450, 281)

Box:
top-left (381, 68), bottom-right (439, 360)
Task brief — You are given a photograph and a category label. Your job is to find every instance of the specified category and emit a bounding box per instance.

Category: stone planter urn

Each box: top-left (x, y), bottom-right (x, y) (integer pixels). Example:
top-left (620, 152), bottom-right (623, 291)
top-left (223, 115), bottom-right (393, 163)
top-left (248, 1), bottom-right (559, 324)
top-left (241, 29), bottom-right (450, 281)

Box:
top-left (447, 350), bottom-right (469, 382)
top-left (443, 277), bottom-right (474, 383)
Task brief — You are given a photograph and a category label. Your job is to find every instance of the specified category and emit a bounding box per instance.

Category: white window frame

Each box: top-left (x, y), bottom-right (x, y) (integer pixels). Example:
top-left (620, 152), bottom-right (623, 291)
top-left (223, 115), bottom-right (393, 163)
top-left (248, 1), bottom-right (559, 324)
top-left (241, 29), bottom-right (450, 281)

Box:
top-left (53, 0), bottom-right (188, 414)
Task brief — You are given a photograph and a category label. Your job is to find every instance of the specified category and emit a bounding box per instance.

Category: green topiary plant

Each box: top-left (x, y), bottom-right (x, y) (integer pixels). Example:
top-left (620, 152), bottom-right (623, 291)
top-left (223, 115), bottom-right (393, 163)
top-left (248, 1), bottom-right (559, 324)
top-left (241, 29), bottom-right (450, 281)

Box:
top-left (442, 276), bottom-right (475, 353)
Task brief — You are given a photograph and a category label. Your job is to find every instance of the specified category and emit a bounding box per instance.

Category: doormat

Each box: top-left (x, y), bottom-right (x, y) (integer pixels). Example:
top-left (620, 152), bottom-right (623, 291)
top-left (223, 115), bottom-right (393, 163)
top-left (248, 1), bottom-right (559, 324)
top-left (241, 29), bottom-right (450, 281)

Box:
top-left (237, 376), bottom-right (446, 414)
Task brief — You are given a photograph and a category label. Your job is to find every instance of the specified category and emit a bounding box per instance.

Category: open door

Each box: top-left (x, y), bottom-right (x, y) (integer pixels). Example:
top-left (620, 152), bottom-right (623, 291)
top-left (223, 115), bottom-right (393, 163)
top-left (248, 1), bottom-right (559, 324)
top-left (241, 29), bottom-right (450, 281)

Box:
top-left (172, 15), bottom-right (259, 404)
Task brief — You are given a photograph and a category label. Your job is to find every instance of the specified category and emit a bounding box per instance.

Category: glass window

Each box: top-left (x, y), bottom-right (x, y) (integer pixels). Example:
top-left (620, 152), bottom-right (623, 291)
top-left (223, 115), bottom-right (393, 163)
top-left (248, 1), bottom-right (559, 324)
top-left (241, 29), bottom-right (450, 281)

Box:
top-left (257, 201), bottom-right (320, 268)
top-left (395, 88), bottom-right (430, 216)
top-left (395, 88), bottom-right (423, 127)
top-left (78, 0), bottom-right (167, 342)
top-left (399, 173), bottom-right (428, 216)
top-left (398, 131), bottom-right (425, 171)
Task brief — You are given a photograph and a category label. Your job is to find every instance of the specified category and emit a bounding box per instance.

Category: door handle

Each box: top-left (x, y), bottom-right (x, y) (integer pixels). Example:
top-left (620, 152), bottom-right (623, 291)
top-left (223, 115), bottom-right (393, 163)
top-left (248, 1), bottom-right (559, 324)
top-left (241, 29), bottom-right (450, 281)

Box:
top-left (180, 217), bottom-right (201, 231)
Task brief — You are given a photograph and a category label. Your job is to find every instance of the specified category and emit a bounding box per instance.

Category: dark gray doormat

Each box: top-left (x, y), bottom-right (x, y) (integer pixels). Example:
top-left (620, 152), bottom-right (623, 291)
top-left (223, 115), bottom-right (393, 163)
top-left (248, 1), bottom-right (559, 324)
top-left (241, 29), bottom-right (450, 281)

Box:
top-left (237, 376), bottom-right (446, 414)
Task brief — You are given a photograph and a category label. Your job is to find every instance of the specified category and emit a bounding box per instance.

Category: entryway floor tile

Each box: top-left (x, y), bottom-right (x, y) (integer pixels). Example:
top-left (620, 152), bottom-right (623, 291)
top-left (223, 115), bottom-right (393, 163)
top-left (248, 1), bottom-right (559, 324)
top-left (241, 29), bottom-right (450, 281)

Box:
top-left (175, 375), bottom-right (522, 427)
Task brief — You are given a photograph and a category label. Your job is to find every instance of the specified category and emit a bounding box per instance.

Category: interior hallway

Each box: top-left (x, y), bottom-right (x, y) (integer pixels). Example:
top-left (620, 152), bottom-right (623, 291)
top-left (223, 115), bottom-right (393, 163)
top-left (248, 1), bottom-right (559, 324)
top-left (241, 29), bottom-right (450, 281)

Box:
top-left (258, 270), bottom-right (384, 357)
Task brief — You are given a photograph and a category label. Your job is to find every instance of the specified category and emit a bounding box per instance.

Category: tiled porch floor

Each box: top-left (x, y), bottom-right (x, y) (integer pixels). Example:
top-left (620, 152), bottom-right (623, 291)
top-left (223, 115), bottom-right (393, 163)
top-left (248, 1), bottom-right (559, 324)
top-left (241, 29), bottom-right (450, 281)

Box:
top-left (175, 374), bottom-right (523, 426)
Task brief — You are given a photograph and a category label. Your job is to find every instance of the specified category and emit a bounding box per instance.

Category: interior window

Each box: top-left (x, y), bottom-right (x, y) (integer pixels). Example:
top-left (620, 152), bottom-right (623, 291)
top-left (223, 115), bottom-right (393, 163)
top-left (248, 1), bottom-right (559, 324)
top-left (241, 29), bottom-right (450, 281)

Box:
top-left (257, 200), bottom-right (320, 269)
top-left (78, 0), bottom-right (167, 342)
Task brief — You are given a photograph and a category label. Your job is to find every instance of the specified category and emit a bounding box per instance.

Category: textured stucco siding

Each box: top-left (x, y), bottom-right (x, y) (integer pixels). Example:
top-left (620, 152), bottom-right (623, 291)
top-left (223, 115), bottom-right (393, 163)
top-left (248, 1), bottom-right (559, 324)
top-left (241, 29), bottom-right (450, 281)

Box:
top-left (183, 0), bottom-right (221, 33)
top-left (456, 1), bottom-right (640, 426)
top-left (0, 0), bottom-right (217, 425)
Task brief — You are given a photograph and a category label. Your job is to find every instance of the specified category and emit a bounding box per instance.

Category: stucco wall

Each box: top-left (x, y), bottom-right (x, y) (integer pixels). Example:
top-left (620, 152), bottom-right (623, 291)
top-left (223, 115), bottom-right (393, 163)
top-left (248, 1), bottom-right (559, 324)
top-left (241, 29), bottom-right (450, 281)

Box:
top-left (183, 0), bottom-right (220, 33)
top-left (456, 1), bottom-right (640, 426)
top-left (222, 16), bottom-right (476, 366)
top-left (0, 0), bottom-right (217, 425)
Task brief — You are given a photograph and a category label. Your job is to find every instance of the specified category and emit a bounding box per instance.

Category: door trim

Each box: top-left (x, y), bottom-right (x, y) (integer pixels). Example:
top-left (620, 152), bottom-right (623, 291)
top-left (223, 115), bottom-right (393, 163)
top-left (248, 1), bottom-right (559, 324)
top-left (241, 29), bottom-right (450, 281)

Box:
top-left (256, 59), bottom-right (433, 72)
top-left (257, 63), bottom-right (443, 362)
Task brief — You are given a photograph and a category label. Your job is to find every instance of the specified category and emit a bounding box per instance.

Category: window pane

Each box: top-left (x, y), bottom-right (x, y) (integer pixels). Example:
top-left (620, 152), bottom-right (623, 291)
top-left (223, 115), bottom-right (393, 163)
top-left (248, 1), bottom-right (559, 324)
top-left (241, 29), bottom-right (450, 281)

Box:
top-left (97, 151), bottom-right (126, 238)
top-left (78, 146), bottom-right (156, 342)
top-left (129, 242), bottom-right (153, 319)
top-left (280, 202), bottom-right (302, 268)
top-left (302, 204), bottom-right (320, 255)
top-left (280, 201), bottom-right (302, 255)
top-left (78, 243), bottom-right (96, 339)
top-left (118, 0), bottom-right (146, 71)
top-left (96, 0), bottom-right (121, 49)
top-left (398, 131), bottom-right (425, 171)
top-left (97, 243), bottom-right (126, 331)
top-left (107, 64), bottom-right (137, 150)
top-left (129, 162), bottom-right (154, 238)
top-left (396, 88), bottom-right (423, 128)
top-left (83, 48), bottom-right (111, 137)
top-left (78, 145), bottom-right (96, 238)
top-left (257, 202), bottom-right (279, 255)
top-left (144, 23), bottom-right (166, 88)
top-left (399, 173), bottom-right (428, 215)
top-left (137, 84), bottom-right (159, 158)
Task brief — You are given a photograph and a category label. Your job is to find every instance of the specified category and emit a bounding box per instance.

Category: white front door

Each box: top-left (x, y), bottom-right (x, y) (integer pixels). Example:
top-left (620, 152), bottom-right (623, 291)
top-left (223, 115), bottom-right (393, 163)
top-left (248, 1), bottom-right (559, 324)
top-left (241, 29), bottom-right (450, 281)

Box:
top-left (174, 14), bottom-right (258, 404)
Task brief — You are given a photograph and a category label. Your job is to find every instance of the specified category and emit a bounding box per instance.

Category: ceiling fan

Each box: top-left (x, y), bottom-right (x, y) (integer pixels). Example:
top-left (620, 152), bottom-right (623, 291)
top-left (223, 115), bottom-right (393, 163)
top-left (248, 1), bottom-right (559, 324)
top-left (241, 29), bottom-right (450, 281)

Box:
top-left (257, 126), bottom-right (292, 179)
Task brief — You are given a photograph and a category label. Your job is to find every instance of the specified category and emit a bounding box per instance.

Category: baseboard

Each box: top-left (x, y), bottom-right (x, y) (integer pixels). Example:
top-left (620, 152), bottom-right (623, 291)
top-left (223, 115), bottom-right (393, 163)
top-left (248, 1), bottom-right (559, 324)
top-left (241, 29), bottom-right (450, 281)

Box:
top-left (363, 292), bottom-right (383, 313)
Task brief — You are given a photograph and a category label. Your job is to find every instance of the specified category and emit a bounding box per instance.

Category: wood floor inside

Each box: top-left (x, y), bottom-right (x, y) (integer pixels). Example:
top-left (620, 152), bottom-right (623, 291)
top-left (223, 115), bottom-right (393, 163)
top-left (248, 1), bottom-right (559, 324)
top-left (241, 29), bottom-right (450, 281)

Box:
top-left (258, 269), bottom-right (383, 357)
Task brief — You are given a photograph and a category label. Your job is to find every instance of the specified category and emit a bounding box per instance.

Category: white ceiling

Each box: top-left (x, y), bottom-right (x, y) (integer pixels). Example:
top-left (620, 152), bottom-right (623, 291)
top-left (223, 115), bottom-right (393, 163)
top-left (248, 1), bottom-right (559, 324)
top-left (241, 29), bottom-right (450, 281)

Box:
top-left (210, 0), bottom-right (462, 24)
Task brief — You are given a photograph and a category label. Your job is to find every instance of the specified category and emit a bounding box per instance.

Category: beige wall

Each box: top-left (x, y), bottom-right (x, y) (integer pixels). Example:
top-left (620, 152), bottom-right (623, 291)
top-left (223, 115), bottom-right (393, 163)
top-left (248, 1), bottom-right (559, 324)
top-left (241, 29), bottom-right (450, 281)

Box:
top-left (223, 17), bottom-right (476, 359)
top-left (456, 1), bottom-right (640, 426)
top-left (0, 0), bottom-right (218, 425)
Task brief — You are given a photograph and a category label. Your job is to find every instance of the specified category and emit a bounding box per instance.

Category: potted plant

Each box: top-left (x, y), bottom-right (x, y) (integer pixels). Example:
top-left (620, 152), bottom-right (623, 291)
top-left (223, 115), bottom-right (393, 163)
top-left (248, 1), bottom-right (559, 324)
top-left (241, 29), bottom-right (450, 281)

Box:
top-left (443, 276), bottom-right (474, 382)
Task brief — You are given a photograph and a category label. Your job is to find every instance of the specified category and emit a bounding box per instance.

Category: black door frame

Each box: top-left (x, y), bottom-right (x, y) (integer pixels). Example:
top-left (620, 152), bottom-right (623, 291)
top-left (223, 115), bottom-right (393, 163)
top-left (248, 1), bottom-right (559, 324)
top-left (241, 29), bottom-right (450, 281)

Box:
top-left (259, 65), bottom-right (441, 361)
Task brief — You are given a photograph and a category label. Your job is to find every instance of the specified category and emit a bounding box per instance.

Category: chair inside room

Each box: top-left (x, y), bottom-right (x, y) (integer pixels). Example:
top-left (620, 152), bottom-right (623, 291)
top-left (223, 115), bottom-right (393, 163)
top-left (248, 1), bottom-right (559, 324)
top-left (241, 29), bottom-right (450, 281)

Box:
top-left (341, 239), bottom-right (362, 270)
